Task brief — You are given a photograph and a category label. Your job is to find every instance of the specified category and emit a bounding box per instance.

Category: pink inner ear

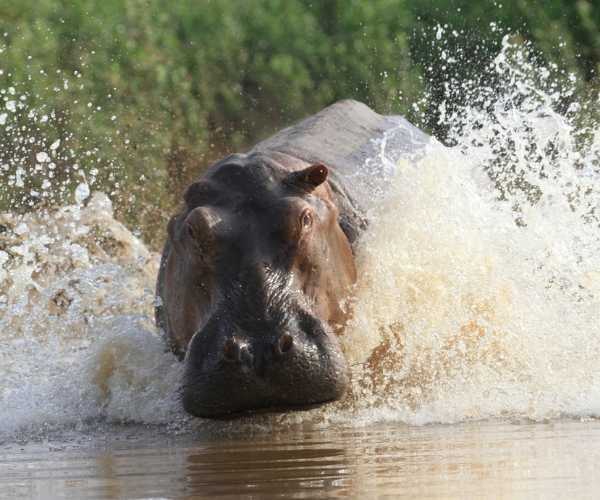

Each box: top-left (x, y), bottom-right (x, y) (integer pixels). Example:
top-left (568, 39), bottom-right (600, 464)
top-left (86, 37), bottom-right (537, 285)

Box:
top-left (305, 163), bottom-right (328, 186)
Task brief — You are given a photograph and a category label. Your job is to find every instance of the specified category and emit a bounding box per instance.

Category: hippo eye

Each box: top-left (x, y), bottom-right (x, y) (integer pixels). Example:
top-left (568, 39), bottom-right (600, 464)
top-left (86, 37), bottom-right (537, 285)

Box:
top-left (300, 209), bottom-right (313, 230)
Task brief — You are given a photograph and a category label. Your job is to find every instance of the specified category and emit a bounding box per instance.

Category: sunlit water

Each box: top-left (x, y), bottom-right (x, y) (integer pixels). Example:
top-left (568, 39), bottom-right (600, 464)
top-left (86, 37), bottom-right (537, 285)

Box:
top-left (2, 420), bottom-right (600, 499)
top-left (1, 34), bottom-right (599, 497)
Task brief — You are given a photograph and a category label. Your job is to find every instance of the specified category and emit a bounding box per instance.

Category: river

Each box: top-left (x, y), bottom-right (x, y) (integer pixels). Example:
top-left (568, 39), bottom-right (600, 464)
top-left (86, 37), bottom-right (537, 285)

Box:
top-left (3, 420), bottom-right (600, 499)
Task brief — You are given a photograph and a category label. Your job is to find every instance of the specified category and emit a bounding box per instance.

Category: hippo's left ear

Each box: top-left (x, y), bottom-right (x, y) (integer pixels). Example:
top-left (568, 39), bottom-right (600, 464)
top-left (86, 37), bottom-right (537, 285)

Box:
top-left (287, 163), bottom-right (329, 191)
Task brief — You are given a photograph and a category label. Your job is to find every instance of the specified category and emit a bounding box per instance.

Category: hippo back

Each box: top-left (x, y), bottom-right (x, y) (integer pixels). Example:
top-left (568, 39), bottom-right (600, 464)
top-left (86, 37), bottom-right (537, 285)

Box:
top-left (251, 99), bottom-right (430, 212)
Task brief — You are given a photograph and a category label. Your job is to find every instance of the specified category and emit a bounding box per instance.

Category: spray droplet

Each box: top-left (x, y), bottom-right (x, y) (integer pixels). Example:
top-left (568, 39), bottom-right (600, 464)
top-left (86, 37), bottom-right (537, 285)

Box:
top-left (36, 151), bottom-right (50, 163)
top-left (435, 24), bottom-right (444, 40)
top-left (75, 182), bottom-right (90, 204)
top-left (14, 223), bottom-right (28, 235)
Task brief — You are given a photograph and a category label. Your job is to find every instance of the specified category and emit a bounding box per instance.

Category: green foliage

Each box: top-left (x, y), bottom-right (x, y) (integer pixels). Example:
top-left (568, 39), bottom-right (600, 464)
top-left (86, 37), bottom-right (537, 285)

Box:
top-left (410, 0), bottom-right (599, 137)
top-left (0, 0), bottom-right (597, 246)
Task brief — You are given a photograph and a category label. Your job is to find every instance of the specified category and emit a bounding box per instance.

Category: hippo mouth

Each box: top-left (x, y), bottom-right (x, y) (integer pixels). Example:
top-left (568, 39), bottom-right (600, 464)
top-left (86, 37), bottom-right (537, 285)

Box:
top-left (182, 395), bottom-right (341, 420)
top-left (180, 321), bottom-right (350, 418)
top-left (181, 358), bottom-right (349, 418)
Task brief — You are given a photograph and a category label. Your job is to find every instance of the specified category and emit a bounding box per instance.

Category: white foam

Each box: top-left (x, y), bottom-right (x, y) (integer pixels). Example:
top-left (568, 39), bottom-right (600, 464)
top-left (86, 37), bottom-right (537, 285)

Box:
top-left (339, 140), bottom-right (600, 425)
top-left (0, 193), bottom-right (185, 439)
top-left (335, 37), bottom-right (600, 426)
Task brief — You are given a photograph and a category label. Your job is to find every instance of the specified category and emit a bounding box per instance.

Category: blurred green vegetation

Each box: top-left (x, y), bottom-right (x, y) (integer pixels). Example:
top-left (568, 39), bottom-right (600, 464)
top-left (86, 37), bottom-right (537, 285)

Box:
top-left (0, 0), bottom-right (598, 246)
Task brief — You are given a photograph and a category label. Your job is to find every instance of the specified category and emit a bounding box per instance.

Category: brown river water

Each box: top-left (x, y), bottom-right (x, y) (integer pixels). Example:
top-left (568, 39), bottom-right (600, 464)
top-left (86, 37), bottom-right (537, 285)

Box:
top-left (2, 420), bottom-right (600, 499)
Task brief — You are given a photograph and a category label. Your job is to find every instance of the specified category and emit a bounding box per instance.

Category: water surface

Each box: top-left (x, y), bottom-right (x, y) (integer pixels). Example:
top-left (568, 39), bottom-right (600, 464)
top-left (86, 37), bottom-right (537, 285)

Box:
top-left (2, 420), bottom-right (598, 499)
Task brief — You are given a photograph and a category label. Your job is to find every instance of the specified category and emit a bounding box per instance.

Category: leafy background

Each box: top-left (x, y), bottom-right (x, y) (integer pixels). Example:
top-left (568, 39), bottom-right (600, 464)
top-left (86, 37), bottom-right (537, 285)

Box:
top-left (1, 0), bottom-right (598, 246)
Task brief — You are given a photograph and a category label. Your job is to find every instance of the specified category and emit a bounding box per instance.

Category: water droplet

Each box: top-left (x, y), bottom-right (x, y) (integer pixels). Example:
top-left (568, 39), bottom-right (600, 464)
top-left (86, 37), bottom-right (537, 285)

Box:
top-left (36, 151), bottom-right (50, 163)
top-left (74, 182), bottom-right (90, 204)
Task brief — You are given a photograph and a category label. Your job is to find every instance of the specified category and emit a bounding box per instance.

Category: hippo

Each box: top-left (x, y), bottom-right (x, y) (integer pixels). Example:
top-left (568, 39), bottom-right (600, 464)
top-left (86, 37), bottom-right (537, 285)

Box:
top-left (156, 99), bottom-right (429, 417)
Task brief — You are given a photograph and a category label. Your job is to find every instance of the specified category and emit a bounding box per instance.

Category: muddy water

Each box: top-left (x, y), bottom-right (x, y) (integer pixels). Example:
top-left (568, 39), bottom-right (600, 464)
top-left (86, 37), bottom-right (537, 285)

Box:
top-left (2, 420), bottom-right (599, 499)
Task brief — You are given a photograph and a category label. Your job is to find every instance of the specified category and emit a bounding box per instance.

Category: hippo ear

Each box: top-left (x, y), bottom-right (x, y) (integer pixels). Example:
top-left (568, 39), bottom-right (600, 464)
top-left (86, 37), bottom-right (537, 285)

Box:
top-left (287, 163), bottom-right (329, 191)
top-left (183, 206), bottom-right (220, 250)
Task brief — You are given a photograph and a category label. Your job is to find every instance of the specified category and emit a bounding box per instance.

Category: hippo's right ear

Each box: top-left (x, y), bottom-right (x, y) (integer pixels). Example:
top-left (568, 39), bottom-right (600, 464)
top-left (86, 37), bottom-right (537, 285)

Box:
top-left (169, 207), bottom-right (219, 257)
top-left (286, 163), bottom-right (329, 192)
top-left (184, 206), bottom-right (221, 243)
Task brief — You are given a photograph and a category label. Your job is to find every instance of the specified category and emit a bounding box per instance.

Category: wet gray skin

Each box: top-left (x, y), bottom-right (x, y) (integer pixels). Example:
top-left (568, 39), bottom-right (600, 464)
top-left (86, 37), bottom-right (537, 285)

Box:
top-left (172, 158), bottom-right (353, 418)
top-left (181, 269), bottom-right (350, 418)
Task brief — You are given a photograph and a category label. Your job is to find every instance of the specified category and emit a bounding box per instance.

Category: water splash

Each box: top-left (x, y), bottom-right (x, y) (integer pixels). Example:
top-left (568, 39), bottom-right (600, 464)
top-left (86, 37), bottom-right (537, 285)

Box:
top-left (0, 56), bottom-right (123, 214)
top-left (1, 37), bottom-right (599, 438)
top-left (340, 36), bottom-right (600, 425)
top-left (0, 193), bottom-right (184, 439)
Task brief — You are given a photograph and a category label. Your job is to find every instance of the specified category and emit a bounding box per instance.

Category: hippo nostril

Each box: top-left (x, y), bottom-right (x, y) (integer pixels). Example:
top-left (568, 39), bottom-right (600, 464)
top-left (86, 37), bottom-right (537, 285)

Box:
top-left (223, 338), bottom-right (241, 362)
top-left (280, 334), bottom-right (294, 352)
top-left (274, 333), bottom-right (294, 356)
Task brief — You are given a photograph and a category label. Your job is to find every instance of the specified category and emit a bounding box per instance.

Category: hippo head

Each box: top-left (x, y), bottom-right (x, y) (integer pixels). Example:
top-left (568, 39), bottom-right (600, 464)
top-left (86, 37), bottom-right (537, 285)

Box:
top-left (158, 153), bottom-right (357, 417)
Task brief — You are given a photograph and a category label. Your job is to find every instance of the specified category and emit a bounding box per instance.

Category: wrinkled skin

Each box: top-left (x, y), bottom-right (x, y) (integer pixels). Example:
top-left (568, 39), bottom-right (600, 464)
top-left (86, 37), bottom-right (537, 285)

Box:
top-left (157, 153), bottom-right (357, 417)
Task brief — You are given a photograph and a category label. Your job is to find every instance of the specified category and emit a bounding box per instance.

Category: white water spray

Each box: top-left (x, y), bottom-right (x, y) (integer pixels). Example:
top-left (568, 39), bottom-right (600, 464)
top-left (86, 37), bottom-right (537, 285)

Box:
top-left (1, 37), bottom-right (599, 438)
top-left (341, 36), bottom-right (600, 425)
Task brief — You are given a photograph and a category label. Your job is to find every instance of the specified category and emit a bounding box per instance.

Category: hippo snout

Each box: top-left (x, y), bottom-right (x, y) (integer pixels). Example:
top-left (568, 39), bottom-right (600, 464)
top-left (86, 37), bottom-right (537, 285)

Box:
top-left (220, 334), bottom-right (294, 365)
top-left (181, 324), bottom-right (349, 418)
